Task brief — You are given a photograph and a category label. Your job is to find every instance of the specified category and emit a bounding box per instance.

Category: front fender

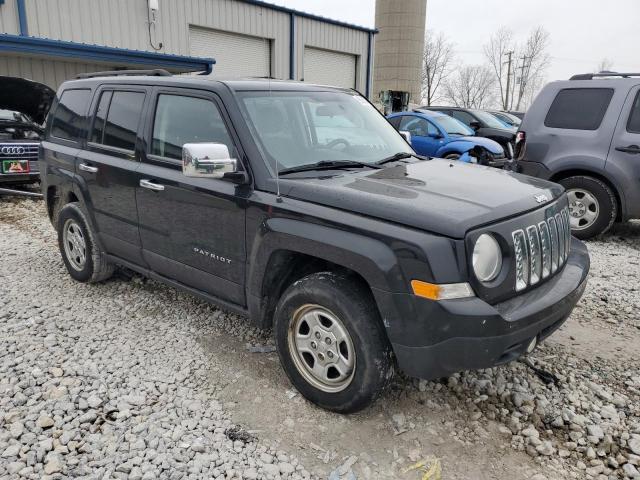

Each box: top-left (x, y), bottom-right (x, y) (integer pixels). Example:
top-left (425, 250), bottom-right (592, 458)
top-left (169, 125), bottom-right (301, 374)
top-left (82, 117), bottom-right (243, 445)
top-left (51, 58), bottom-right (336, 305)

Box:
top-left (248, 217), bottom-right (402, 296)
top-left (435, 141), bottom-right (473, 158)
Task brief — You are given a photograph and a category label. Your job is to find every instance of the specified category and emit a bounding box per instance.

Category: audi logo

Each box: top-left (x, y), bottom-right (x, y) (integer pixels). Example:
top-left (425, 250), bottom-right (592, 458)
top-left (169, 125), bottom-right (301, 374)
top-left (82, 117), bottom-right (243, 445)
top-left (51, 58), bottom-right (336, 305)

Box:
top-left (1, 146), bottom-right (26, 155)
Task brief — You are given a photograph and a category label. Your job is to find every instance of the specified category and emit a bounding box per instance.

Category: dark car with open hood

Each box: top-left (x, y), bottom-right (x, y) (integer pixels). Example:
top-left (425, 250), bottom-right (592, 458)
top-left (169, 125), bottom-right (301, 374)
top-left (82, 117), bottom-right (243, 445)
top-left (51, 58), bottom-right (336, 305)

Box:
top-left (40, 71), bottom-right (590, 413)
top-left (0, 76), bottom-right (54, 186)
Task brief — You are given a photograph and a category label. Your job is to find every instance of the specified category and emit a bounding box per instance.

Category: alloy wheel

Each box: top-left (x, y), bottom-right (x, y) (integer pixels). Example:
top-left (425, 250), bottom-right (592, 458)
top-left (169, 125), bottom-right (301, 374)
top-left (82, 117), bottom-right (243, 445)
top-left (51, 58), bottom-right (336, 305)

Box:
top-left (287, 304), bottom-right (356, 393)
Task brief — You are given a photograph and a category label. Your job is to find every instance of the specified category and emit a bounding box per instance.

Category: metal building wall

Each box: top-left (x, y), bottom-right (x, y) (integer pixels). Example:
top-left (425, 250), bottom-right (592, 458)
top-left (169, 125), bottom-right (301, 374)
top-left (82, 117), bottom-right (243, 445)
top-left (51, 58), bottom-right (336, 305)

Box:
top-left (295, 16), bottom-right (369, 90)
top-left (0, 55), bottom-right (105, 89)
top-left (0, 0), bottom-right (371, 92)
top-left (0, 0), bottom-right (19, 34)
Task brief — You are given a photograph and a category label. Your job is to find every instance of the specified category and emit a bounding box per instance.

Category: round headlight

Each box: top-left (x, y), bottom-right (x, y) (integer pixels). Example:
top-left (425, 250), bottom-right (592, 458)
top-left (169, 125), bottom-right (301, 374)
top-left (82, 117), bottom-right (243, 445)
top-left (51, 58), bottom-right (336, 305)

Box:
top-left (472, 234), bottom-right (502, 282)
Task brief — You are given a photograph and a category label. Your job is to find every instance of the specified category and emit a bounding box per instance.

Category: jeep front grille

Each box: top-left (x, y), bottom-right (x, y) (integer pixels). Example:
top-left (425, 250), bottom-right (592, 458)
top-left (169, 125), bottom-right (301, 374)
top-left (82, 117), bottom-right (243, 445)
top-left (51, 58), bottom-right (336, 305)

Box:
top-left (513, 207), bottom-right (571, 291)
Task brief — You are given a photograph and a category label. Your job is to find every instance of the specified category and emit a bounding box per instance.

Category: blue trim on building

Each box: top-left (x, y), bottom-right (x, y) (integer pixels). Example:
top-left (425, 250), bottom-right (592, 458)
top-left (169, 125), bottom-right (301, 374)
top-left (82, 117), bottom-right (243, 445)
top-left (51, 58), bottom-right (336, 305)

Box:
top-left (16, 0), bottom-right (28, 36)
top-left (365, 32), bottom-right (373, 98)
top-left (289, 12), bottom-right (296, 80)
top-left (238, 0), bottom-right (377, 34)
top-left (0, 34), bottom-right (215, 73)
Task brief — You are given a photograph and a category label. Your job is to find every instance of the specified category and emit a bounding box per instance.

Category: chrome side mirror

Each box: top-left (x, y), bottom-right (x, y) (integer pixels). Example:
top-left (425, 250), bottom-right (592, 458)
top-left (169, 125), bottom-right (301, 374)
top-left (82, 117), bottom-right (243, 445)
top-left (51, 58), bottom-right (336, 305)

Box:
top-left (399, 130), bottom-right (412, 144)
top-left (182, 143), bottom-right (237, 179)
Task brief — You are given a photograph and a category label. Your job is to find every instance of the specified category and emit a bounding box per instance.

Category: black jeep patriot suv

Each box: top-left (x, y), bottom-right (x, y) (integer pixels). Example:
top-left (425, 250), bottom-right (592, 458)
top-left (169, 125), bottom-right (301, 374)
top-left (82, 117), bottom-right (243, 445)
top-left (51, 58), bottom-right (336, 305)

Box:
top-left (40, 71), bottom-right (590, 413)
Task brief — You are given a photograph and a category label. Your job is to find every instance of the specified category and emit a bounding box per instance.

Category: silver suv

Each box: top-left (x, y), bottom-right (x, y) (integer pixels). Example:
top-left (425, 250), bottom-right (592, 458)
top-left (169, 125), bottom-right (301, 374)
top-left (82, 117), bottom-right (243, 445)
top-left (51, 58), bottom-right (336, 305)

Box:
top-left (516, 73), bottom-right (640, 239)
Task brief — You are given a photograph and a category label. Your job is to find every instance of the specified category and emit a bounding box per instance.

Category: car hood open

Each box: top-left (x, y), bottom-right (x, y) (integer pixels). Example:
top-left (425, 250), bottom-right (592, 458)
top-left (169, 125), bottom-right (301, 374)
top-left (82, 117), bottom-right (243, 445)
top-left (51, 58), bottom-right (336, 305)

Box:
top-left (281, 158), bottom-right (564, 238)
top-left (0, 76), bottom-right (55, 125)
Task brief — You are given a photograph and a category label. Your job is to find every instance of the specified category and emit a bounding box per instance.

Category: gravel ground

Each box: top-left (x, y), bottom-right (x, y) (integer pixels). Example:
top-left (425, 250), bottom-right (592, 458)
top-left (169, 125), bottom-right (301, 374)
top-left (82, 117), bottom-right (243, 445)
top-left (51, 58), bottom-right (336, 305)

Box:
top-left (1, 197), bottom-right (639, 480)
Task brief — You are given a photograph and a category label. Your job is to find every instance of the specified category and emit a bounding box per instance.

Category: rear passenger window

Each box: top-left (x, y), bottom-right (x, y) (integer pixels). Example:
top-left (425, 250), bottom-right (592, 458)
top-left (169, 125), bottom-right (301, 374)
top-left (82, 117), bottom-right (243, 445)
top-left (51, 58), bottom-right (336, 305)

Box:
top-left (90, 91), bottom-right (112, 144)
top-left (50, 89), bottom-right (91, 141)
top-left (151, 94), bottom-right (234, 161)
top-left (627, 91), bottom-right (640, 134)
top-left (545, 88), bottom-right (614, 130)
top-left (90, 90), bottom-right (145, 152)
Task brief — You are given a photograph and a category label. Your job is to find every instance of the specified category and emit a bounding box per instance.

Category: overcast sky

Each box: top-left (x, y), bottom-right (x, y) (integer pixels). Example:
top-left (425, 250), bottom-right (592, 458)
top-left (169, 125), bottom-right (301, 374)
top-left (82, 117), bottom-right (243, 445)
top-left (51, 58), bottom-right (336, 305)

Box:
top-left (271, 0), bottom-right (639, 82)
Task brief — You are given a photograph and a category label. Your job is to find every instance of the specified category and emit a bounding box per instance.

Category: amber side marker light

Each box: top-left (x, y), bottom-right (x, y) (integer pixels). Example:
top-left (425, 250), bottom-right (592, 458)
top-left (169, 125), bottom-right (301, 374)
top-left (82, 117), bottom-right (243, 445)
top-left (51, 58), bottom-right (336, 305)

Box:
top-left (411, 280), bottom-right (475, 301)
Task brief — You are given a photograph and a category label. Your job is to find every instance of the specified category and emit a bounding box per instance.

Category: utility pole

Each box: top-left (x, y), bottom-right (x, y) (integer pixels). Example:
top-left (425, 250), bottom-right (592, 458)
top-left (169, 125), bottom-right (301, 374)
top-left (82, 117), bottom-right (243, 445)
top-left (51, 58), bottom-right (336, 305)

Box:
top-left (503, 50), bottom-right (514, 110)
top-left (516, 55), bottom-right (531, 110)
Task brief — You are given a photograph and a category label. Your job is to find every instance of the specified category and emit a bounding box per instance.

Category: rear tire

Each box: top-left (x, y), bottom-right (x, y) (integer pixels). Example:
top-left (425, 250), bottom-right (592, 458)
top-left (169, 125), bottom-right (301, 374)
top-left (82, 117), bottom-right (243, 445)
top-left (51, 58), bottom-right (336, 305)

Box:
top-left (273, 272), bottom-right (394, 413)
top-left (558, 176), bottom-right (617, 240)
top-left (57, 203), bottom-right (114, 283)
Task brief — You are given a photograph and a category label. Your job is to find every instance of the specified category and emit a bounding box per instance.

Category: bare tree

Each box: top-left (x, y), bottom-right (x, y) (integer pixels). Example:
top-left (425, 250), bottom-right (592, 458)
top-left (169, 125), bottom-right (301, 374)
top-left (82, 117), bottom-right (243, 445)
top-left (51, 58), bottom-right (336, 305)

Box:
top-left (443, 65), bottom-right (496, 109)
top-left (483, 27), bottom-right (515, 110)
top-left (595, 58), bottom-right (614, 73)
top-left (514, 27), bottom-right (550, 110)
top-left (484, 26), bottom-right (550, 111)
top-left (421, 31), bottom-right (455, 106)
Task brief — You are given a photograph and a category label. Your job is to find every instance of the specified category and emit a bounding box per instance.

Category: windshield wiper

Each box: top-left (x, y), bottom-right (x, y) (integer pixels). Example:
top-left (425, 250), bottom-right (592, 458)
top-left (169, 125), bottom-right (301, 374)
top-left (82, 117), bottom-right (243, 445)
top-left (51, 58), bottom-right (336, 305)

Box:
top-left (279, 160), bottom-right (382, 176)
top-left (376, 152), bottom-right (415, 165)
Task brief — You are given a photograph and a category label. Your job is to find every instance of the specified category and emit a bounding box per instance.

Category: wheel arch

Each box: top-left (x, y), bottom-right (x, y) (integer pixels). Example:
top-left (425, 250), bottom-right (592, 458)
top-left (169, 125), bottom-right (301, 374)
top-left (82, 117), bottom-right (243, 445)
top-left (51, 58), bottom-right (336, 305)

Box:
top-left (246, 218), bottom-right (401, 330)
top-left (550, 168), bottom-right (624, 221)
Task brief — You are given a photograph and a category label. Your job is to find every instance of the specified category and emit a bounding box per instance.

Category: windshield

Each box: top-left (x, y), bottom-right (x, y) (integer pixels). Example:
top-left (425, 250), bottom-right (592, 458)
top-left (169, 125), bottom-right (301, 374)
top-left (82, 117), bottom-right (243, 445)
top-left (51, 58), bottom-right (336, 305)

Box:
top-left (0, 109), bottom-right (32, 123)
top-left (497, 112), bottom-right (521, 126)
top-left (433, 115), bottom-right (473, 136)
top-left (473, 110), bottom-right (514, 129)
top-left (238, 91), bottom-right (413, 173)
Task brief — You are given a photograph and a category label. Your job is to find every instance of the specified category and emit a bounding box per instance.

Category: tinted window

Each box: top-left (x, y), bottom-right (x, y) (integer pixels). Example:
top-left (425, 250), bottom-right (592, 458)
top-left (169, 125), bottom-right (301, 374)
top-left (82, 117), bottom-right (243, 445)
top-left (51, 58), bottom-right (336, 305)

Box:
top-left (451, 110), bottom-right (476, 127)
top-left (627, 91), bottom-right (640, 134)
top-left (50, 89), bottom-right (91, 141)
top-left (90, 91), bottom-right (112, 144)
top-left (101, 91), bottom-right (145, 151)
top-left (545, 88), bottom-right (614, 130)
top-left (151, 94), bottom-right (234, 161)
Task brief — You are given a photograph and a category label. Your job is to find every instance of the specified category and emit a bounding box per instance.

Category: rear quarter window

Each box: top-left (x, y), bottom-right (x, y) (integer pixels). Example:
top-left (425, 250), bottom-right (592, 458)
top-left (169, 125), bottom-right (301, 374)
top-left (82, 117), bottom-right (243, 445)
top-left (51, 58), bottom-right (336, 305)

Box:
top-left (544, 88), bottom-right (614, 130)
top-left (50, 89), bottom-right (91, 141)
top-left (627, 90), bottom-right (640, 134)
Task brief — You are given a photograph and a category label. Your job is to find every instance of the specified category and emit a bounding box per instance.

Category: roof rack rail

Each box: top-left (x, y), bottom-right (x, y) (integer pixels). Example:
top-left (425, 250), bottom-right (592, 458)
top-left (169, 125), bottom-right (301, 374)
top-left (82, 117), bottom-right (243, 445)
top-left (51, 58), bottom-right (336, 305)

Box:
top-left (76, 69), bottom-right (172, 79)
top-left (570, 72), bottom-right (640, 80)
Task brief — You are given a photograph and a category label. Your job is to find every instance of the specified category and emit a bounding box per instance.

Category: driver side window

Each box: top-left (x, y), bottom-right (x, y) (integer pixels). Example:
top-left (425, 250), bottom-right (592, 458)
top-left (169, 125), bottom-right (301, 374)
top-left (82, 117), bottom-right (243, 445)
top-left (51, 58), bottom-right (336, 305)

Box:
top-left (399, 116), bottom-right (431, 137)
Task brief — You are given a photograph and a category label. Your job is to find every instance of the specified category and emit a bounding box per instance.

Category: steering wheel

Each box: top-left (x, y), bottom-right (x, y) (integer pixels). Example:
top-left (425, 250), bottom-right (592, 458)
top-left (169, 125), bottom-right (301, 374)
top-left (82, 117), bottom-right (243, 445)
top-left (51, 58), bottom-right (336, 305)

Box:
top-left (325, 138), bottom-right (351, 150)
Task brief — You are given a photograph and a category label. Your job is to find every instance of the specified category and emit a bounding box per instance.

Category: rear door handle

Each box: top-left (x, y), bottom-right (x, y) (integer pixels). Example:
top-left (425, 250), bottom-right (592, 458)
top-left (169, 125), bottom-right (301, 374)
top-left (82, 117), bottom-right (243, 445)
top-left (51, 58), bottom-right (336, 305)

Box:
top-left (140, 179), bottom-right (165, 191)
top-left (79, 163), bottom-right (98, 173)
top-left (615, 145), bottom-right (640, 154)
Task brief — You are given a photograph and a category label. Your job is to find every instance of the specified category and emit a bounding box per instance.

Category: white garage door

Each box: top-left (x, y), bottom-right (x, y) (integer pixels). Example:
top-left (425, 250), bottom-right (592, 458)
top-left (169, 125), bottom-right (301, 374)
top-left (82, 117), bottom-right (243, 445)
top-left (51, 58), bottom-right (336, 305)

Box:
top-left (189, 26), bottom-right (271, 78)
top-left (304, 47), bottom-right (356, 89)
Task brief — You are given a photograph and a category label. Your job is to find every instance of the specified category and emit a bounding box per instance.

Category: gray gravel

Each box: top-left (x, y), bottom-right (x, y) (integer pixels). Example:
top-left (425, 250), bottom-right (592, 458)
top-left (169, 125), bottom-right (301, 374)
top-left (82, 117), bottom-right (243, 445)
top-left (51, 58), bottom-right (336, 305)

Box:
top-left (0, 199), bottom-right (309, 479)
top-left (1, 198), bottom-right (639, 480)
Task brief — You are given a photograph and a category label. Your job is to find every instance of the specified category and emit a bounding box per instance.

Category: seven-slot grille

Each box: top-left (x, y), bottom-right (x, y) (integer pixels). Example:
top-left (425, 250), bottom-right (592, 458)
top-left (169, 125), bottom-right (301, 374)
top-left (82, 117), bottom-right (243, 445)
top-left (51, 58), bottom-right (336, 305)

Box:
top-left (512, 207), bottom-right (571, 291)
top-left (0, 143), bottom-right (39, 161)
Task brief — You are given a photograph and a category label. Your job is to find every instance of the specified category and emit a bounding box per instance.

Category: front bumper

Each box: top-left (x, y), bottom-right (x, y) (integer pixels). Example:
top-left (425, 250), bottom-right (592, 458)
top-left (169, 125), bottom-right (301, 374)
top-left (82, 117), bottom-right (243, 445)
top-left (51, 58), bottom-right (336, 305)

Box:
top-left (384, 238), bottom-right (589, 380)
top-left (0, 160), bottom-right (40, 185)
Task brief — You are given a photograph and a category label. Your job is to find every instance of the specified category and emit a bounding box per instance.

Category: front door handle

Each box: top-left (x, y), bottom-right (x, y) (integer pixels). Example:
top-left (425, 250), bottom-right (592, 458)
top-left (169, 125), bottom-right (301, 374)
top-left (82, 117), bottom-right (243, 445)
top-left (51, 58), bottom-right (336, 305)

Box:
top-left (79, 163), bottom-right (98, 173)
top-left (615, 145), bottom-right (640, 154)
top-left (140, 179), bottom-right (165, 191)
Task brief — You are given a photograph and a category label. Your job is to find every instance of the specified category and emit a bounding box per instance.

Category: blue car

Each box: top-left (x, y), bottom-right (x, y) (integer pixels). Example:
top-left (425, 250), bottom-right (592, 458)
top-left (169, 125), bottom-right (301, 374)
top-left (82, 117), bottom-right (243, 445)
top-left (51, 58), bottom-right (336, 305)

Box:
top-left (388, 110), bottom-right (507, 166)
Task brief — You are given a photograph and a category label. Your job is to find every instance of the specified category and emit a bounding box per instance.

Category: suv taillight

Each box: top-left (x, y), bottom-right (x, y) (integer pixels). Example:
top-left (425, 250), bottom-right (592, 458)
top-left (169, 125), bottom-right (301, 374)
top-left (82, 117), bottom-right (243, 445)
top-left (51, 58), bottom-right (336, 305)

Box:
top-left (514, 131), bottom-right (526, 160)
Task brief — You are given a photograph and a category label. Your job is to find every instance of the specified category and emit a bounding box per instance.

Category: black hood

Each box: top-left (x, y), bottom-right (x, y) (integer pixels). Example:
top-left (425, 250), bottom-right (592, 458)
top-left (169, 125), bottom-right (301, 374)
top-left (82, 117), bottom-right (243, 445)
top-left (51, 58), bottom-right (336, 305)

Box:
top-left (0, 76), bottom-right (55, 125)
top-left (279, 159), bottom-right (564, 238)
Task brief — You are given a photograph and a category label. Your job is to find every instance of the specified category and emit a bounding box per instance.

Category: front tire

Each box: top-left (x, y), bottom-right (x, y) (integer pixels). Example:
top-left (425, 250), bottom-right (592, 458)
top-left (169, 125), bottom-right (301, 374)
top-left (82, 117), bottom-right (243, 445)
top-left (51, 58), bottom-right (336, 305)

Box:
top-left (273, 272), bottom-right (394, 413)
top-left (558, 176), bottom-right (617, 239)
top-left (57, 203), bottom-right (114, 283)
